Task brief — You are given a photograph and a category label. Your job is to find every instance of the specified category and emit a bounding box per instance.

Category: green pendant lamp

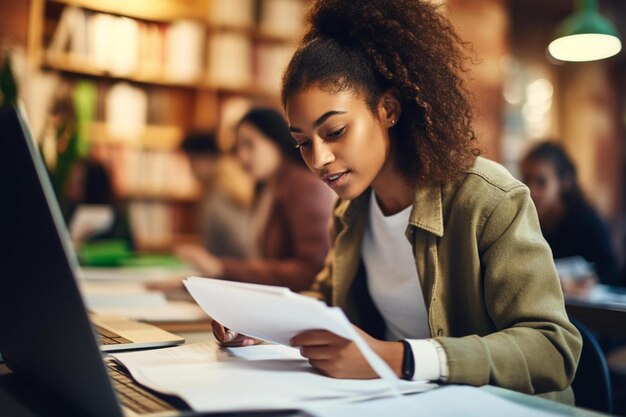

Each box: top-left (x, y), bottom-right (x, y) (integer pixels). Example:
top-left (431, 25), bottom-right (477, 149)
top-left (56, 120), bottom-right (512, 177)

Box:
top-left (548, 0), bottom-right (622, 62)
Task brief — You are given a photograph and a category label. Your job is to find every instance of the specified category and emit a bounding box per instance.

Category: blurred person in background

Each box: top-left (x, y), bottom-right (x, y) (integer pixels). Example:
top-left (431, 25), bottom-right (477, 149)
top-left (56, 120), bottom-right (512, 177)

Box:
top-left (520, 141), bottom-right (621, 293)
top-left (180, 131), bottom-right (252, 259)
top-left (174, 108), bottom-right (335, 292)
top-left (63, 158), bottom-right (134, 249)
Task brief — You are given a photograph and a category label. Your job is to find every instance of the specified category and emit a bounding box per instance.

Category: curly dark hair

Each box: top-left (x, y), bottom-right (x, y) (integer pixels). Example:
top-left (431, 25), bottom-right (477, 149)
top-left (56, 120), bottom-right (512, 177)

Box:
top-left (281, 0), bottom-right (479, 184)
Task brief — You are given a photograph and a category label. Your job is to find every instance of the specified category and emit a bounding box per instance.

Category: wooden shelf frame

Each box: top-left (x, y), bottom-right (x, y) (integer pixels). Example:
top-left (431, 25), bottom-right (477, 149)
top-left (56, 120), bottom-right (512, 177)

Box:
top-left (31, 0), bottom-right (299, 97)
top-left (42, 51), bottom-right (278, 97)
top-left (47, 0), bottom-right (210, 23)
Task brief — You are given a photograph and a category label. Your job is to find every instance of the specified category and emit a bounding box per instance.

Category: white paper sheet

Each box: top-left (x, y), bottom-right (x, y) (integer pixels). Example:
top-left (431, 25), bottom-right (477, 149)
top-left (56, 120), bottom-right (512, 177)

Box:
top-left (69, 205), bottom-right (114, 243)
top-left (305, 385), bottom-right (563, 417)
top-left (80, 266), bottom-right (196, 282)
top-left (112, 343), bottom-right (435, 412)
top-left (78, 280), bottom-right (206, 322)
top-left (84, 292), bottom-right (167, 310)
top-left (112, 342), bottom-right (221, 369)
top-left (92, 300), bottom-right (207, 322)
top-left (183, 277), bottom-right (399, 384)
top-left (227, 344), bottom-right (305, 361)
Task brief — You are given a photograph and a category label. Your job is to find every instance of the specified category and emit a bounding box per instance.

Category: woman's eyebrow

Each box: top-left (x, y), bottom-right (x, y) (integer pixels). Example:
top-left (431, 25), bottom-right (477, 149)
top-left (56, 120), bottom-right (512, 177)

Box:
top-left (289, 111), bottom-right (347, 133)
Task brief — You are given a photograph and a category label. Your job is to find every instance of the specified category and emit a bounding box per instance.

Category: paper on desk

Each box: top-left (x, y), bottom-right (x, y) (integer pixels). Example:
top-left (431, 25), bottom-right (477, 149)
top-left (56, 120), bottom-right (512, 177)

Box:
top-left (305, 385), bottom-right (562, 417)
top-left (112, 342), bottom-right (221, 369)
top-left (84, 292), bottom-right (167, 310)
top-left (80, 266), bottom-right (195, 282)
top-left (588, 284), bottom-right (626, 306)
top-left (183, 277), bottom-right (399, 385)
top-left (112, 343), bottom-right (435, 412)
top-left (78, 280), bottom-right (207, 322)
top-left (69, 205), bottom-right (114, 242)
top-left (92, 300), bottom-right (207, 322)
top-left (227, 344), bottom-right (305, 361)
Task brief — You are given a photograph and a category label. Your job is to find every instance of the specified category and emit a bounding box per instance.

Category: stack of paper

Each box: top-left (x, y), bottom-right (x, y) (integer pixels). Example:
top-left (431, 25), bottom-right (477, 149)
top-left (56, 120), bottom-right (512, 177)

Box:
top-left (112, 342), bottom-right (435, 412)
top-left (109, 278), bottom-right (440, 412)
top-left (78, 281), bottom-right (206, 322)
top-left (183, 277), bottom-right (398, 382)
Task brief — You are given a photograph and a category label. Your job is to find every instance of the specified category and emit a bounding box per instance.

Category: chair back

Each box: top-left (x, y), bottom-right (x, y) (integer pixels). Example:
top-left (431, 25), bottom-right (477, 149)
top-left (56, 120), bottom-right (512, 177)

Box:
top-left (570, 316), bottom-right (613, 414)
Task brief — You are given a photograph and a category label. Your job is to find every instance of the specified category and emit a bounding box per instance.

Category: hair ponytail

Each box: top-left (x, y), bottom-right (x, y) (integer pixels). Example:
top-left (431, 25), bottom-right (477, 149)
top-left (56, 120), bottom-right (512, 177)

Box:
top-left (282, 0), bottom-right (479, 184)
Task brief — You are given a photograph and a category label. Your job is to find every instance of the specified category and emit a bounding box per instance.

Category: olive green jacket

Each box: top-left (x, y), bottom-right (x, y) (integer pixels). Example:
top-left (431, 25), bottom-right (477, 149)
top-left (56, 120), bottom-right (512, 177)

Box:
top-left (315, 157), bottom-right (582, 404)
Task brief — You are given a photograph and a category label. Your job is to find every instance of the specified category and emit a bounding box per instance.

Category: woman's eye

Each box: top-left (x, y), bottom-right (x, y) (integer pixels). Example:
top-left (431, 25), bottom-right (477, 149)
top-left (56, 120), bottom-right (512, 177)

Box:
top-left (295, 140), bottom-right (311, 150)
top-left (326, 127), bottom-right (345, 139)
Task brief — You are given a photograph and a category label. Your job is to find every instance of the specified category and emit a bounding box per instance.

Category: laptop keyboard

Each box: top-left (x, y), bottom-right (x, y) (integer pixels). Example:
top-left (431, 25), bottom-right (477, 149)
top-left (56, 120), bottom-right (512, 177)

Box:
top-left (95, 325), bottom-right (132, 346)
top-left (106, 361), bottom-right (177, 414)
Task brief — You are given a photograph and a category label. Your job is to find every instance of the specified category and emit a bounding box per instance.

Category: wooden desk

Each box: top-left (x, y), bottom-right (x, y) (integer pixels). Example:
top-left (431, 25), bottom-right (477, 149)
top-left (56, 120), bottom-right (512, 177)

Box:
top-left (565, 285), bottom-right (626, 338)
top-left (0, 329), bottom-right (611, 417)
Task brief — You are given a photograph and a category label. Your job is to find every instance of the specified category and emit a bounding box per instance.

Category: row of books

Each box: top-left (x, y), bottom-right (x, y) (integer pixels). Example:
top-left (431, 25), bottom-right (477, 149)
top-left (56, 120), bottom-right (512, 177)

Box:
top-left (92, 144), bottom-right (200, 201)
top-left (210, 0), bottom-right (305, 37)
top-left (128, 201), bottom-right (191, 250)
top-left (46, 3), bottom-right (303, 91)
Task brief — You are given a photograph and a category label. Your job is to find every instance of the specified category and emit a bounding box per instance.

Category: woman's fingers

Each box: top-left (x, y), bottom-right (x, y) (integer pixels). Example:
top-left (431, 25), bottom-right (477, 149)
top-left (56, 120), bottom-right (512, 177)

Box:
top-left (290, 328), bottom-right (380, 379)
top-left (211, 320), bottom-right (232, 342)
top-left (222, 335), bottom-right (259, 347)
top-left (211, 321), bottom-right (260, 347)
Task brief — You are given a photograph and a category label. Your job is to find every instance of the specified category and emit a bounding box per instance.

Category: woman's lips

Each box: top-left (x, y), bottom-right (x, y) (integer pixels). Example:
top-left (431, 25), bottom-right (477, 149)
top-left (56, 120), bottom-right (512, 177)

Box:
top-left (321, 170), bottom-right (350, 189)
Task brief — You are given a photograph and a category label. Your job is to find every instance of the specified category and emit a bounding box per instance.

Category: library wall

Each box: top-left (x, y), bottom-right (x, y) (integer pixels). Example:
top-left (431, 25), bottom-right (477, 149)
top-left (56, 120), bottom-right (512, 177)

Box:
top-left (447, 0), bottom-right (509, 162)
top-left (2, 0), bottom-right (307, 252)
top-left (508, 0), bottom-right (625, 223)
top-left (0, 0), bottom-right (29, 46)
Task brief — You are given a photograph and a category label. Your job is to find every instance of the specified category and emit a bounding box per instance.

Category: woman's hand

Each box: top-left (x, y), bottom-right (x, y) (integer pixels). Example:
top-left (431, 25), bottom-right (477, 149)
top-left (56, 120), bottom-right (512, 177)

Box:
top-left (211, 320), bottom-right (261, 347)
top-left (290, 326), bottom-right (403, 379)
top-left (174, 243), bottom-right (224, 278)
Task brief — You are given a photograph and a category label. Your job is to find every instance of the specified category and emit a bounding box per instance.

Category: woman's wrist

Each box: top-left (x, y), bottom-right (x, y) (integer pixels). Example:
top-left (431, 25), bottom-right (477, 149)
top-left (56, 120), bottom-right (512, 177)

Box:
top-left (373, 340), bottom-right (404, 378)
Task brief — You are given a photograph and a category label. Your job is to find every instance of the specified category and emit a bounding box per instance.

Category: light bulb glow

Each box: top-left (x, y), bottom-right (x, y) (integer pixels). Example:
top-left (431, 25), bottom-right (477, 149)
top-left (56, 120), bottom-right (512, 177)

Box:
top-left (548, 33), bottom-right (621, 62)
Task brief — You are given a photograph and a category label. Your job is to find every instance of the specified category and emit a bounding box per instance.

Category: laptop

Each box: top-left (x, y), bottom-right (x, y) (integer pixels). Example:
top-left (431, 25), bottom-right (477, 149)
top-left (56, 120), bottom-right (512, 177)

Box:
top-left (0, 106), bottom-right (191, 416)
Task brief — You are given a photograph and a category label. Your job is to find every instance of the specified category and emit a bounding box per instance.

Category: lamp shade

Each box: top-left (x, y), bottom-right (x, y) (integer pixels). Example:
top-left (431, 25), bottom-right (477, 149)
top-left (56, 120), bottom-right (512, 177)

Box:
top-left (548, 0), bottom-right (622, 62)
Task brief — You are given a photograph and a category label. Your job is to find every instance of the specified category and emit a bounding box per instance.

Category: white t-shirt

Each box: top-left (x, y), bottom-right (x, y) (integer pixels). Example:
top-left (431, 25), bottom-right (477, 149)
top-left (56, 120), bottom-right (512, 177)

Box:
top-left (362, 191), bottom-right (447, 381)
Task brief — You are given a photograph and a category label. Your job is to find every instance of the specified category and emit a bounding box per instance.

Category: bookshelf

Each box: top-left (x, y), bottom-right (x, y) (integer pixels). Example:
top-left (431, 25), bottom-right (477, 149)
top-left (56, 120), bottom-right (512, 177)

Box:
top-left (28, 0), bottom-right (306, 251)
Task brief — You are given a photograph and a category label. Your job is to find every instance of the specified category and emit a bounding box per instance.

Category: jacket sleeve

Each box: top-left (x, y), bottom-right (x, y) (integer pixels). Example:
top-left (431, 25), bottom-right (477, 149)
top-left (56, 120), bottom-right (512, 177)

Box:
top-left (220, 179), bottom-right (334, 292)
top-left (436, 185), bottom-right (582, 395)
top-left (310, 205), bottom-right (343, 303)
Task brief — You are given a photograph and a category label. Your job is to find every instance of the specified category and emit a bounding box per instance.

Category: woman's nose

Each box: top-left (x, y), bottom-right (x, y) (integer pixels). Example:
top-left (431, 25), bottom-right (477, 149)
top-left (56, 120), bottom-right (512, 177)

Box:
top-left (311, 142), bottom-right (335, 170)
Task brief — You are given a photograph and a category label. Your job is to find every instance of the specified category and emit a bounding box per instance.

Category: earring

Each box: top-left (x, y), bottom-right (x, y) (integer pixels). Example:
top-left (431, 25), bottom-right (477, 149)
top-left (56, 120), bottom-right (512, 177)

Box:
top-left (390, 119), bottom-right (396, 126)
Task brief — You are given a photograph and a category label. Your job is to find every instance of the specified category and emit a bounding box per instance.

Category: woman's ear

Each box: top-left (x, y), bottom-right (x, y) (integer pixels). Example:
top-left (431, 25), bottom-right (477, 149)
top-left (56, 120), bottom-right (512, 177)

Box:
top-left (378, 89), bottom-right (402, 128)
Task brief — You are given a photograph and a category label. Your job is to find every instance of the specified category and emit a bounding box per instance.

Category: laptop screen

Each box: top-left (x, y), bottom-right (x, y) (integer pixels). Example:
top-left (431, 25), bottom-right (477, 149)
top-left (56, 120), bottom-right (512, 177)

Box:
top-left (0, 106), bottom-right (123, 417)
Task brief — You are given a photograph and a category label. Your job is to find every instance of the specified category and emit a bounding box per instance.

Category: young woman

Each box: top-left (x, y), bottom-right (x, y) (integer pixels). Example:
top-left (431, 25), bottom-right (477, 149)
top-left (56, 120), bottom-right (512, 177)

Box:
top-left (212, 0), bottom-right (582, 404)
top-left (520, 141), bottom-right (621, 289)
top-left (176, 108), bottom-right (334, 292)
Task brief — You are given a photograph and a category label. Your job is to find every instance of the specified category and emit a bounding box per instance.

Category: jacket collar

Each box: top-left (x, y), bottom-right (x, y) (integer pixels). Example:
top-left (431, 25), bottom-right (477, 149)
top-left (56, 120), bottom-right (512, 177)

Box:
top-left (333, 189), bottom-right (371, 226)
top-left (333, 182), bottom-right (444, 237)
top-left (408, 181), bottom-right (444, 237)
